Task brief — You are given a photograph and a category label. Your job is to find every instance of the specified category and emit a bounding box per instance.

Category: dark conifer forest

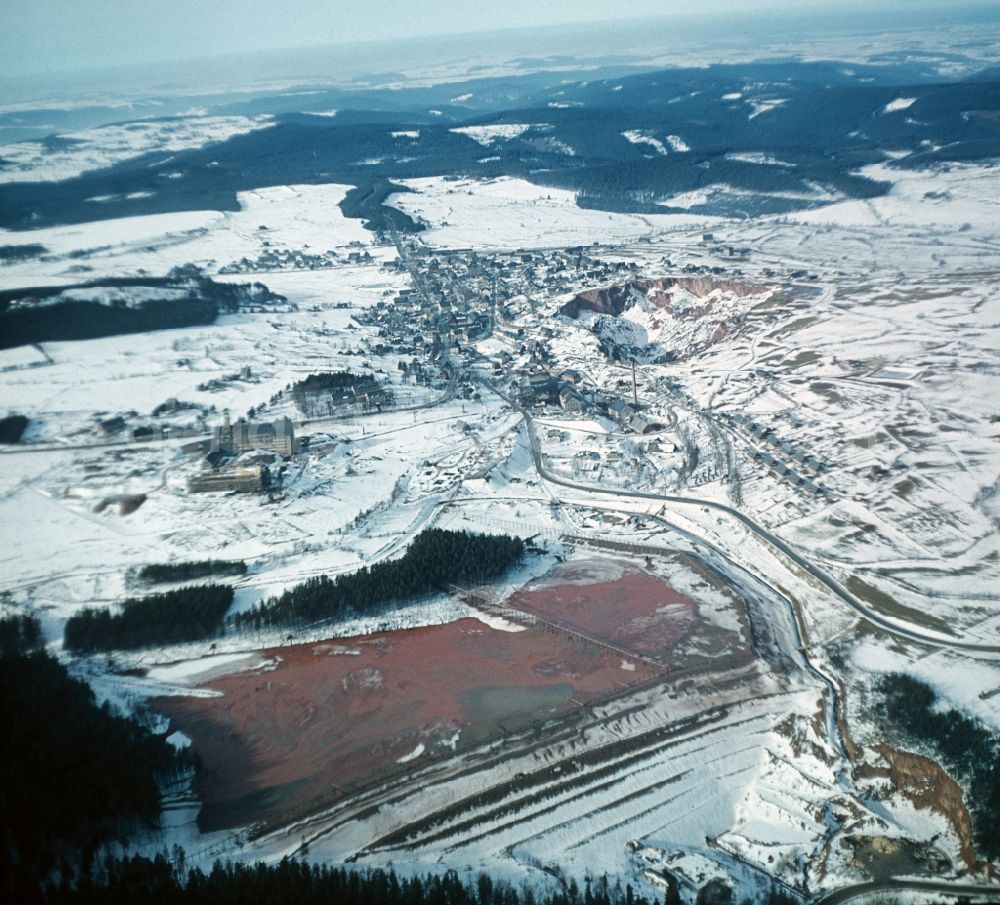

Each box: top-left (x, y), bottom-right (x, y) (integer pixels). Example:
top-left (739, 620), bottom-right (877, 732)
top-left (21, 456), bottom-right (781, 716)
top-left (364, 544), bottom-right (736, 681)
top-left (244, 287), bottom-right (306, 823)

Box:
top-left (44, 855), bottom-right (684, 905)
top-left (0, 612), bottom-right (42, 656)
top-left (234, 529), bottom-right (524, 630)
top-left (877, 673), bottom-right (1000, 859)
top-left (0, 276), bottom-right (283, 349)
top-left (64, 585), bottom-right (234, 653)
top-left (0, 616), bottom-right (189, 901)
top-left (136, 560), bottom-right (248, 585)
top-left (0, 413), bottom-right (29, 443)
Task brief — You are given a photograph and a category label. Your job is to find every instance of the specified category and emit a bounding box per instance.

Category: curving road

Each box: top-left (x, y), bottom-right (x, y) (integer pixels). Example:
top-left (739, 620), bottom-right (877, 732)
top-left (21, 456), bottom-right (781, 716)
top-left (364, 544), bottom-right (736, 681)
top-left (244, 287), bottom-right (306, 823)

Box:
top-left (497, 392), bottom-right (1000, 903)
top-left (814, 878), bottom-right (1000, 904)
top-left (507, 401), bottom-right (1000, 655)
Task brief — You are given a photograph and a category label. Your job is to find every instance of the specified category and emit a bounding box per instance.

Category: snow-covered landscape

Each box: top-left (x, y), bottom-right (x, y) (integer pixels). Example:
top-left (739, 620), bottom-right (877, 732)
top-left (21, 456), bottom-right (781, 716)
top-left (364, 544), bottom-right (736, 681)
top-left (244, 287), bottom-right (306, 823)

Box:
top-left (2, 7), bottom-right (1000, 904)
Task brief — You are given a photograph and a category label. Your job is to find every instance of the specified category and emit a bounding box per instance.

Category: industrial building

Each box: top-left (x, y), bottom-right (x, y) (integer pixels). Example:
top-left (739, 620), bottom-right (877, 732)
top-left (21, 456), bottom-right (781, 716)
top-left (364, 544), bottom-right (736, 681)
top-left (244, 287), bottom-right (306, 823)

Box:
top-left (188, 464), bottom-right (270, 494)
top-left (214, 415), bottom-right (295, 457)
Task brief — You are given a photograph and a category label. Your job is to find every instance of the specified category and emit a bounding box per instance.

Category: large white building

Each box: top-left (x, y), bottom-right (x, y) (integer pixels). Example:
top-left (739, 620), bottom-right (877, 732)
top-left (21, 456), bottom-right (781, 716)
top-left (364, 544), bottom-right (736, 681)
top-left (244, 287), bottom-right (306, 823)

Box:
top-left (214, 415), bottom-right (294, 457)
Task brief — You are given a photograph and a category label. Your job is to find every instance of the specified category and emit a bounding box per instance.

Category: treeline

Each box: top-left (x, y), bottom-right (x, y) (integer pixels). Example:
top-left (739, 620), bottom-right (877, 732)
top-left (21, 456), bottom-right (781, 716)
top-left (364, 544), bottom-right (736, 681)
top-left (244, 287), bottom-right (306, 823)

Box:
top-left (290, 370), bottom-right (380, 401)
top-left (0, 275), bottom-right (284, 350)
top-left (0, 413), bottom-right (29, 443)
top-left (0, 612), bottom-right (42, 656)
top-left (0, 298), bottom-right (218, 351)
top-left (64, 585), bottom-right (233, 653)
top-left (877, 673), bottom-right (1000, 859)
top-left (546, 153), bottom-right (885, 218)
top-left (38, 853), bottom-right (805, 905)
top-left (137, 560), bottom-right (247, 585)
top-left (0, 242), bottom-right (47, 262)
top-left (0, 61), bottom-right (995, 233)
top-left (340, 177), bottom-right (424, 233)
top-left (291, 370), bottom-right (378, 394)
top-left (0, 272), bottom-right (277, 315)
top-left (234, 529), bottom-right (524, 630)
top-left (1, 617), bottom-right (188, 901)
top-left (44, 856), bottom-right (680, 905)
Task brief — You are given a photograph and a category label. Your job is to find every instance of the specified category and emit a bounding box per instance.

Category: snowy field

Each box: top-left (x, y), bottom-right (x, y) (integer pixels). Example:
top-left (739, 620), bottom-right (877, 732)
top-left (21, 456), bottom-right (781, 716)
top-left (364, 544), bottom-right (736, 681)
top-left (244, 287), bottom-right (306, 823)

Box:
top-left (388, 176), bottom-right (715, 249)
top-left (1, 136), bottom-right (999, 899)
top-left (0, 182), bottom-right (374, 287)
top-left (0, 115), bottom-right (275, 184)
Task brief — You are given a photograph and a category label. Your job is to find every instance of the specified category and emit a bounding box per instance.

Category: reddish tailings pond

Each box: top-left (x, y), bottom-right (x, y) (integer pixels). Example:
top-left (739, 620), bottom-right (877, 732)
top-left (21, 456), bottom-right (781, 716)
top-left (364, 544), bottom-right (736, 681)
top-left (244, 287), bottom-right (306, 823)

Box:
top-left (506, 559), bottom-right (702, 663)
top-left (155, 558), bottom-right (746, 831)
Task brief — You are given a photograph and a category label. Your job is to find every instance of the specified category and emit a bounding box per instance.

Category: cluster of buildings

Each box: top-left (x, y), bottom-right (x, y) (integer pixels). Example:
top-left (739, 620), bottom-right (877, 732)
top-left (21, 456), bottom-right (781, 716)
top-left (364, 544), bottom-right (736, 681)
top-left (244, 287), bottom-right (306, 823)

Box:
top-left (190, 238), bottom-right (770, 498)
top-left (361, 260), bottom-right (492, 352)
top-left (185, 236), bottom-right (753, 502)
top-left (188, 415), bottom-right (296, 494)
top-left (289, 372), bottom-right (392, 417)
top-left (608, 397), bottom-right (662, 434)
top-left (516, 364), bottom-right (586, 413)
top-left (220, 238), bottom-right (373, 274)
top-left (722, 412), bottom-right (828, 495)
top-left (381, 243), bottom-right (673, 431)
top-left (701, 233), bottom-right (751, 259)
top-left (213, 414), bottom-right (295, 457)
top-left (197, 365), bottom-right (258, 394)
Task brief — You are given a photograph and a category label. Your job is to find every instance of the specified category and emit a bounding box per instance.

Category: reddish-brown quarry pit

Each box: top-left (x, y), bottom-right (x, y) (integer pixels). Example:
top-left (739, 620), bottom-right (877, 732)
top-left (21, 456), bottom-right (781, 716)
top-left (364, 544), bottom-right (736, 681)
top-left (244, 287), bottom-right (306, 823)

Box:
top-left (559, 276), bottom-right (767, 319)
top-left (154, 616), bottom-right (656, 831)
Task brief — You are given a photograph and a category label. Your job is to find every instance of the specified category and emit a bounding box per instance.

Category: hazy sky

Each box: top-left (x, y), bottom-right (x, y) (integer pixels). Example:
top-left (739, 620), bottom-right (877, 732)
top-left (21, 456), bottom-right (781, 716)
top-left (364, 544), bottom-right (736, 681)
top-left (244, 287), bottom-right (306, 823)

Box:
top-left (0, 0), bottom-right (991, 75)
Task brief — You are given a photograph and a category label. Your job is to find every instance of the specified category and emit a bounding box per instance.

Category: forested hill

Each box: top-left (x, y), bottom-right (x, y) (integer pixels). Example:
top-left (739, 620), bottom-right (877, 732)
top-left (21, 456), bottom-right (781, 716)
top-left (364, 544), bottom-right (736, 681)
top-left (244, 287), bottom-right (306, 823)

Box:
top-left (1, 60), bottom-right (997, 230)
top-left (0, 616), bottom-right (190, 901)
top-left (877, 673), bottom-right (1000, 860)
top-left (0, 274), bottom-right (285, 350)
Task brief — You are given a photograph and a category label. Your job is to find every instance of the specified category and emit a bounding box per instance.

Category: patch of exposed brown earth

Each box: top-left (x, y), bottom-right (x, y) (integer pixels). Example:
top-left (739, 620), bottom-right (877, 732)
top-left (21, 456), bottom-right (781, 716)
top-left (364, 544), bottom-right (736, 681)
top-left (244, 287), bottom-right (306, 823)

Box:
top-left (559, 276), bottom-right (767, 320)
top-left (775, 711), bottom-right (836, 767)
top-left (835, 676), bottom-right (863, 761)
top-left (871, 742), bottom-right (977, 871)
